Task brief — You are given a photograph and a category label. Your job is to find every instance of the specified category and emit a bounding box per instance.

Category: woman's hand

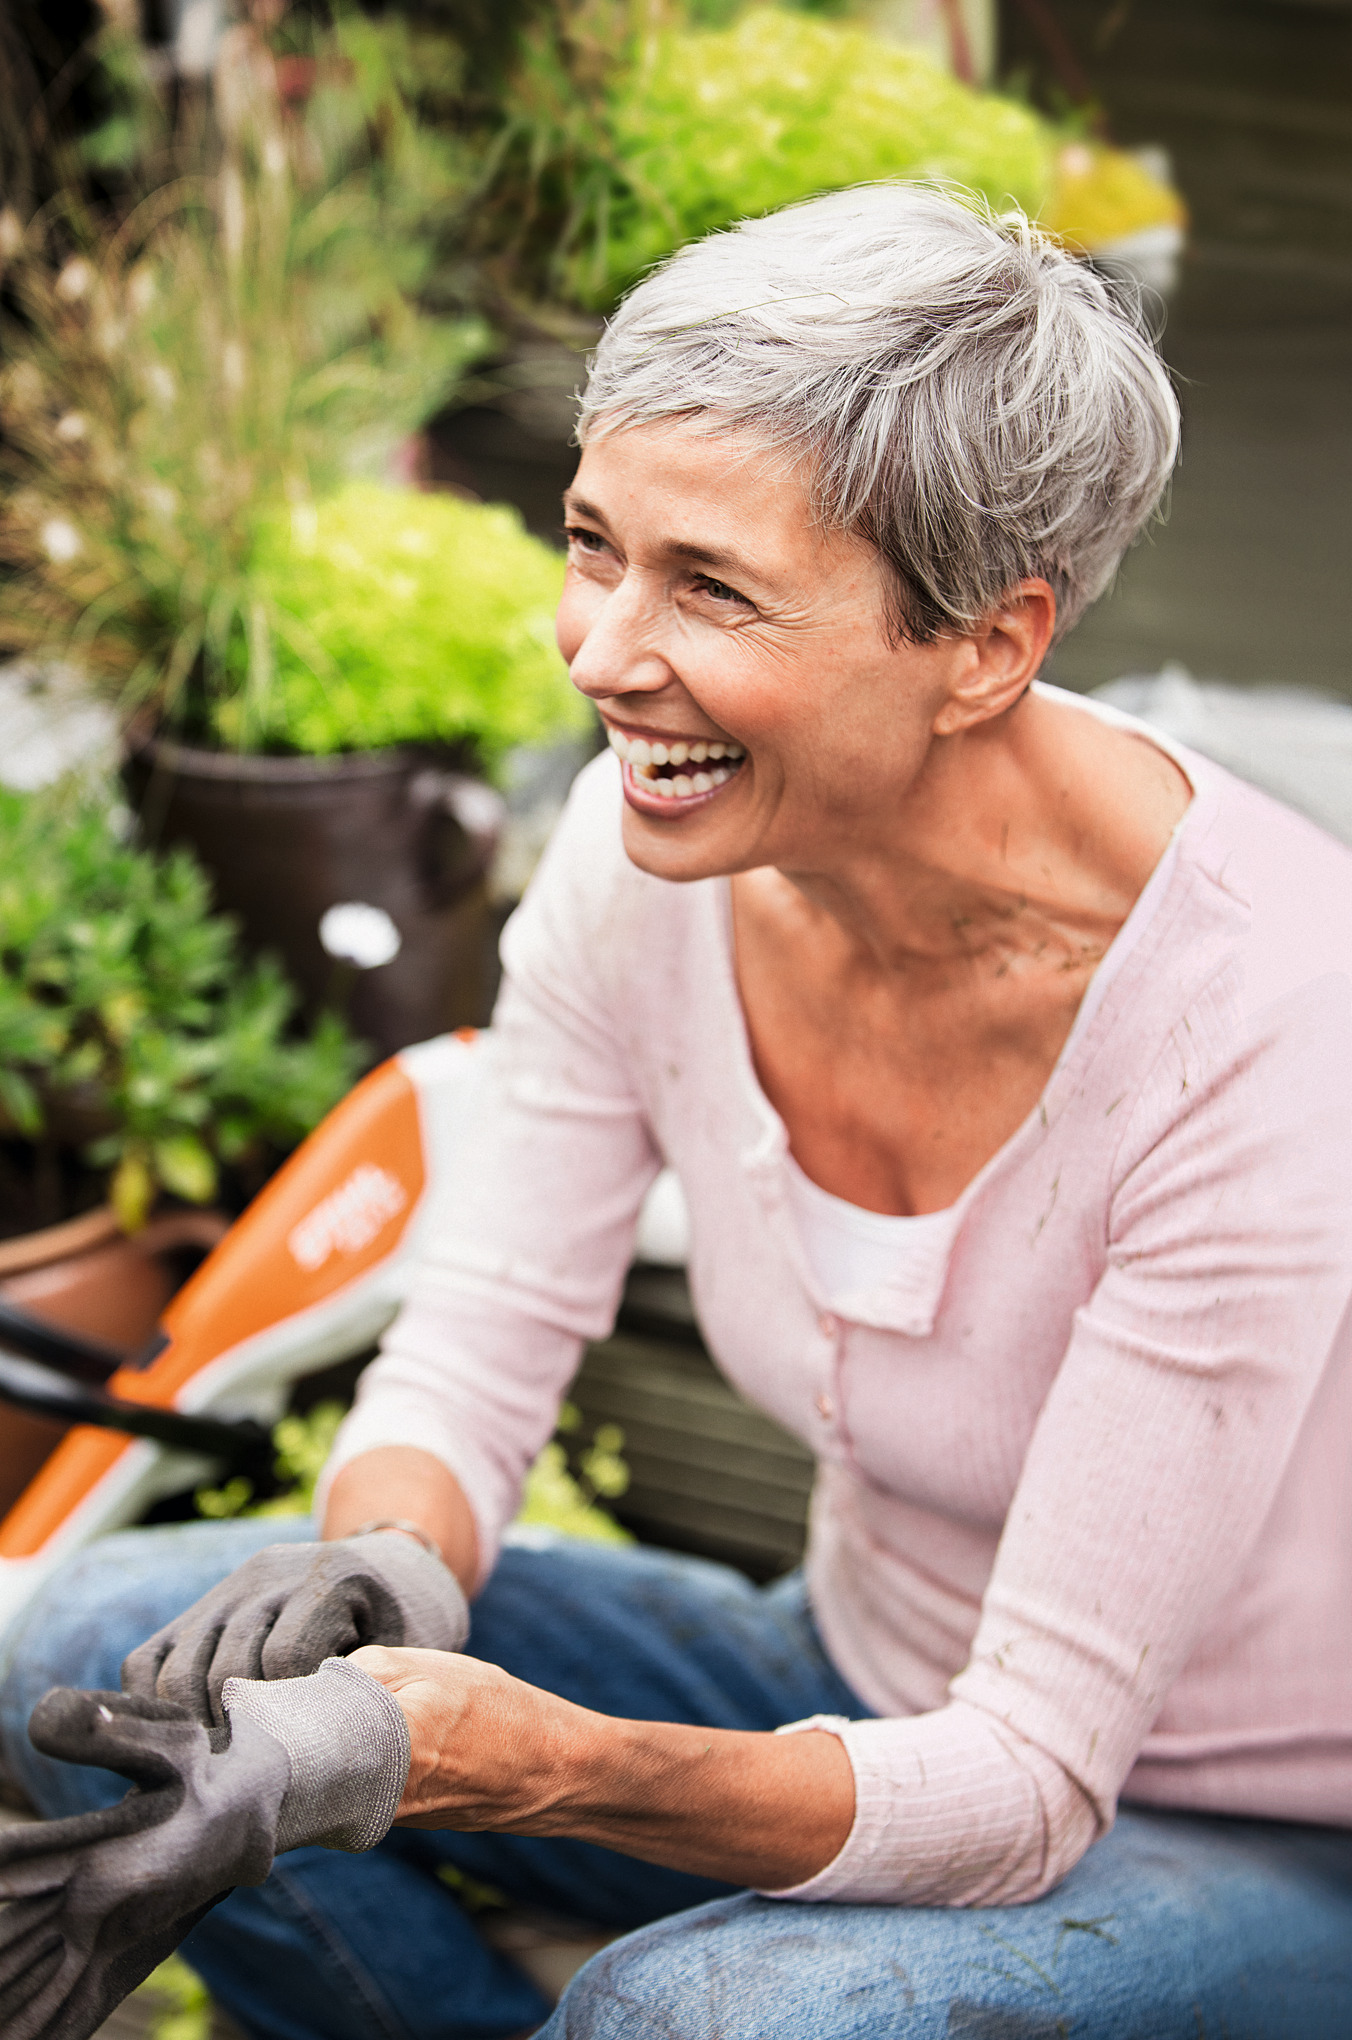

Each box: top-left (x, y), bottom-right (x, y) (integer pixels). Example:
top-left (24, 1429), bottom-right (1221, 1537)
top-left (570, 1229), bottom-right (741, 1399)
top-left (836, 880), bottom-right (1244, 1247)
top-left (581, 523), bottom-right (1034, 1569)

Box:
top-left (350, 1644), bottom-right (856, 1891)
top-left (348, 1646), bottom-right (587, 1834)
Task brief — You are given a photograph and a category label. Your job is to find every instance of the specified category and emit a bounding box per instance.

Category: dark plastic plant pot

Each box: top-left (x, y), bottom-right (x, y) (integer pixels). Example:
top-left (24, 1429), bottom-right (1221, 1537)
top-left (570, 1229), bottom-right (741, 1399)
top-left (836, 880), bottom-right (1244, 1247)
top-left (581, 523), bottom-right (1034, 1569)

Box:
top-left (125, 739), bottom-right (506, 1058)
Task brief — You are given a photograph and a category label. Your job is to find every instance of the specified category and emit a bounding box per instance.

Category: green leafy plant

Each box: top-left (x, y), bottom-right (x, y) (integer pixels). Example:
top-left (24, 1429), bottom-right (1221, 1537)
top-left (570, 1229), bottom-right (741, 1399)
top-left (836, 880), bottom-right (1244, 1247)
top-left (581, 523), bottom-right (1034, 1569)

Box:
top-left (0, 783), bottom-right (364, 1234)
top-left (130, 1953), bottom-right (214, 2040)
top-left (197, 1397), bottom-right (631, 1543)
top-left (476, 3), bottom-right (1181, 314)
top-left (575, 6), bottom-right (1055, 307)
top-left (216, 480), bottom-right (589, 766)
top-left (0, 13), bottom-right (490, 744)
top-left (515, 1400), bottom-right (632, 1542)
top-left (476, 3), bottom-right (1050, 310)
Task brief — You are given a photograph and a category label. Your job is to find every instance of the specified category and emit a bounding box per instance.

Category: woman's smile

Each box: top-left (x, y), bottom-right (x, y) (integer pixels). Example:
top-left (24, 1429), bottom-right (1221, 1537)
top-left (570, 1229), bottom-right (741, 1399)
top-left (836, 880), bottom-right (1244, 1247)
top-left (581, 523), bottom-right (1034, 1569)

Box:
top-left (604, 719), bottom-right (747, 812)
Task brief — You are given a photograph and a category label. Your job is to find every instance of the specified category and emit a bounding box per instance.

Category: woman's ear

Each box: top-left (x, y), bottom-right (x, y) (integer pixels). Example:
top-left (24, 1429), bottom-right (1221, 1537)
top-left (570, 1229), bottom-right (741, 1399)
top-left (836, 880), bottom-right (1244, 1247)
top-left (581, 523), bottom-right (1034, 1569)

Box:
top-left (931, 580), bottom-right (1057, 736)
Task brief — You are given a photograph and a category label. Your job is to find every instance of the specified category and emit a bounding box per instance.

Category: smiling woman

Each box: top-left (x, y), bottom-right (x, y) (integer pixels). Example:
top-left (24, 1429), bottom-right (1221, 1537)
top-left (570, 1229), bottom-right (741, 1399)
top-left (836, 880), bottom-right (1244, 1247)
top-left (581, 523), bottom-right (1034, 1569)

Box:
top-left (6, 186), bottom-right (1352, 2040)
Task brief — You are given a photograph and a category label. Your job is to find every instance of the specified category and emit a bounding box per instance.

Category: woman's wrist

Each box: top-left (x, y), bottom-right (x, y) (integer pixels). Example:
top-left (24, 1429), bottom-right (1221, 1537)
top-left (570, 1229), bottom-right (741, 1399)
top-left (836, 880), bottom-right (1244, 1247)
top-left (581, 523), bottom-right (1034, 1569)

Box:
top-left (322, 1446), bottom-right (479, 1594)
top-left (346, 1518), bottom-right (446, 1565)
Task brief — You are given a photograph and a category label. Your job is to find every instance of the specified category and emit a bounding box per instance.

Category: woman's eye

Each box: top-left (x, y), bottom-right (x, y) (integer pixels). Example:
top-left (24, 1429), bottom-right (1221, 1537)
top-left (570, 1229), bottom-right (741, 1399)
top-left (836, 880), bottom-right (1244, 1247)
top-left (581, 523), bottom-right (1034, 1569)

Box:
top-left (698, 576), bottom-right (748, 606)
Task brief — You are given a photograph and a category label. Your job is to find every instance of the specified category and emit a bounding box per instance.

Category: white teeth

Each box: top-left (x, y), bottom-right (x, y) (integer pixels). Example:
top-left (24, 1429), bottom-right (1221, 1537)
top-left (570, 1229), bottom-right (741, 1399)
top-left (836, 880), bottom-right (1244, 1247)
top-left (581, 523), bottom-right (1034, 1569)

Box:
top-left (612, 724), bottom-right (746, 795)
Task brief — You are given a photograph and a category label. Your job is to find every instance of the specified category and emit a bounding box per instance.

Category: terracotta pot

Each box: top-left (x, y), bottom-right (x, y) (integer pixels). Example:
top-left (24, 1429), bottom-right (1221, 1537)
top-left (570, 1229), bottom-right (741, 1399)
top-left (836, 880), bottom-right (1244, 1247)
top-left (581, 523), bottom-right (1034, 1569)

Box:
top-left (0, 1206), bottom-right (228, 1517)
top-left (126, 739), bottom-right (506, 1057)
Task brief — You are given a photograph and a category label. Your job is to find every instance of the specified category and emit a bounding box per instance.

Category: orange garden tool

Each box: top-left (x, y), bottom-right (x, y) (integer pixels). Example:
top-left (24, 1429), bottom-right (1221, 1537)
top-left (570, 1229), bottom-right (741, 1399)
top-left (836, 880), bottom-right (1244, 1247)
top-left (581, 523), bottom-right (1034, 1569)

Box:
top-left (0, 1031), bottom-right (491, 1642)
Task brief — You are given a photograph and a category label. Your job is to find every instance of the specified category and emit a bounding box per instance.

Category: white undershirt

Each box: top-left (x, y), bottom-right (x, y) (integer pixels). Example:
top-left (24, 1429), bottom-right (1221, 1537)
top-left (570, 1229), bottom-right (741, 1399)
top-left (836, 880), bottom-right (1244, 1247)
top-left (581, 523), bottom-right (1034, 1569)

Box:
top-left (784, 1154), bottom-right (958, 1310)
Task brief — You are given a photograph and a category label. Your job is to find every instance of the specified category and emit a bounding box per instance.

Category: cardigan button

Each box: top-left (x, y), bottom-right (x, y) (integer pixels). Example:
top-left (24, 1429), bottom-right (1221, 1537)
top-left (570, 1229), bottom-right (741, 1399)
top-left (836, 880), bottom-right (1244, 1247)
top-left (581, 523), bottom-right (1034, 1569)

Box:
top-left (816, 1391), bottom-right (835, 1422)
top-left (817, 1312), bottom-right (838, 1339)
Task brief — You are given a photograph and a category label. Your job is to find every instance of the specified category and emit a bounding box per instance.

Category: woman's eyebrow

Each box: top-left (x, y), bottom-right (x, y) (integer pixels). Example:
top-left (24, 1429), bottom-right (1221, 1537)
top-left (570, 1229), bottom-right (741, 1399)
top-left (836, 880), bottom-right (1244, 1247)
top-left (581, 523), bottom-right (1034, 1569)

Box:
top-left (665, 539), bottom-right (760, 581)
top-left (562, 492), bottom-right (611, 527)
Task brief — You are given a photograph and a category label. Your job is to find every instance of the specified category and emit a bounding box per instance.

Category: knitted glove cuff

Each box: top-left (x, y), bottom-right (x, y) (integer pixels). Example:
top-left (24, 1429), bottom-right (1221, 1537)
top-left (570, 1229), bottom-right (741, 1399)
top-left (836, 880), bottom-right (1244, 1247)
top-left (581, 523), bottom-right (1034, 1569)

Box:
top-left (222, 1658), bottom-right (411, 1854)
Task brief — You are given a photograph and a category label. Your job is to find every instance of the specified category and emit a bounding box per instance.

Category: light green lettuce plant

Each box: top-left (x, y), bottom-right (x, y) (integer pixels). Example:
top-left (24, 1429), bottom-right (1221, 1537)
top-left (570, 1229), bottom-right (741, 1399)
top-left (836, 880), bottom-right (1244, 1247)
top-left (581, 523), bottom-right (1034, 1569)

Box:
top-left (223, 481), bottom-right (589, 768)
top-left (561, 6), bottom-right (1054, 308)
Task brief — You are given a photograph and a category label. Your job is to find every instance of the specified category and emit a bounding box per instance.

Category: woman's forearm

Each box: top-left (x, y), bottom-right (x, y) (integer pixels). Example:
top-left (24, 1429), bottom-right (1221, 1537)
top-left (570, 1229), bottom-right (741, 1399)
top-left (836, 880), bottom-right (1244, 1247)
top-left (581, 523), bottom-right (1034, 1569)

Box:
top-left (322, 1446), bottom-right (480, 1597)
top-left (529, 1712), bottom-right (856, 1888)
top-left (355, 1645), bottom-right (856, 1891)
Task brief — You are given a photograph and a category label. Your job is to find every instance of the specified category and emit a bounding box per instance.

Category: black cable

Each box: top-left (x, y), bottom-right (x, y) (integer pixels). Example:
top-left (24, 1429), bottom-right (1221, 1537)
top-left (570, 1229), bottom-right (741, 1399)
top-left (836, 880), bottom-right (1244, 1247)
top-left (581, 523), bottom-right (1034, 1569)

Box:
top-left (0, 1299), bottom-right (124, 1384)
top-left (0, 1353), bottom-right (275, 1478)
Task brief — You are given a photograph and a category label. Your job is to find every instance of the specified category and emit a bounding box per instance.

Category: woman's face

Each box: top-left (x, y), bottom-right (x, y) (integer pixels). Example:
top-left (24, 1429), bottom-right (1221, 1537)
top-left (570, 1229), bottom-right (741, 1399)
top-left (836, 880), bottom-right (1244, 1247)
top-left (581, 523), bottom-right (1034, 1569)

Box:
top-left (557, 421), bottom-right (983, 886)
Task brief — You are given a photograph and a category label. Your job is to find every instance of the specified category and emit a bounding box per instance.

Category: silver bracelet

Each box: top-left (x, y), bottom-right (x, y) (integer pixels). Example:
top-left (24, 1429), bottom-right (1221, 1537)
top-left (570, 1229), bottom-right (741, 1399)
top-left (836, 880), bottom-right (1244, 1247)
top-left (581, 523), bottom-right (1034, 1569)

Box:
top-left (347, 1517), bottom-right (445, 1565)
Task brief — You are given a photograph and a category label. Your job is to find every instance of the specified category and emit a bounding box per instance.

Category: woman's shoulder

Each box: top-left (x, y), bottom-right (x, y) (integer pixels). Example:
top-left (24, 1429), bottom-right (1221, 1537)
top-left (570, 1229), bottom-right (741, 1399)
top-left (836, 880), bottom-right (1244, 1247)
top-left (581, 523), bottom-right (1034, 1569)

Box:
top-left (1178, 755), bottom-right (1352, 1010)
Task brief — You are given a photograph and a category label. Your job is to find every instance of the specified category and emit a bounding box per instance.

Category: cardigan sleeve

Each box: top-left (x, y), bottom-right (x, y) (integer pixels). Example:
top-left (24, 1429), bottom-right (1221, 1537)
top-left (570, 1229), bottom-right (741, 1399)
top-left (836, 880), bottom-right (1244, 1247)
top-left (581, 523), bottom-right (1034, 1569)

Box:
top-left (319, 759), bottom-right (661, 1585)
top-left (767, 956), bottom-right (1352, 1906)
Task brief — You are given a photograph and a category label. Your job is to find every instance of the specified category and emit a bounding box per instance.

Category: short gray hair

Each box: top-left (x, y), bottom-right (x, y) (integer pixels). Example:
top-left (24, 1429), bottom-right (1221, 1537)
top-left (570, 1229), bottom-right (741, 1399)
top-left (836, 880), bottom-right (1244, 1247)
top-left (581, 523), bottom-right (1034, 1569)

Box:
top-left (577, 184), bottom-right (1180, 642)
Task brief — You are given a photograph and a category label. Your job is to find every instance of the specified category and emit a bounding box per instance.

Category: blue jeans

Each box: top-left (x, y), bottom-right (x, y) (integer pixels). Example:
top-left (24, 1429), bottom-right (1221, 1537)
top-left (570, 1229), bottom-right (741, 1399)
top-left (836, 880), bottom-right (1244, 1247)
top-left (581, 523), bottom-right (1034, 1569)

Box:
top-left (2, 1520), bottom-right (1351, 2039)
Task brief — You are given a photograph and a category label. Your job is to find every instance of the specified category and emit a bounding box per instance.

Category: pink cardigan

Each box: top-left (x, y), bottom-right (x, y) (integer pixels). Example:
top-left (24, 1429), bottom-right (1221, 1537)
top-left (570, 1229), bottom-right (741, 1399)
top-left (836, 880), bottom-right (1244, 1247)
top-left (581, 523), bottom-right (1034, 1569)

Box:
top-left (326, 689), bottom-right (1352, 1905)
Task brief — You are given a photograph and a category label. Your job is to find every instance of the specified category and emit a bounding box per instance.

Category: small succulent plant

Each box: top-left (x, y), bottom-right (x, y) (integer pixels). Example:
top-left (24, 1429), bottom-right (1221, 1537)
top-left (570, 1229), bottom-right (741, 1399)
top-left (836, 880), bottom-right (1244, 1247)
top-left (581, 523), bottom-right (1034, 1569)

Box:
top-left (0, 782), bottom-right (364, 1234)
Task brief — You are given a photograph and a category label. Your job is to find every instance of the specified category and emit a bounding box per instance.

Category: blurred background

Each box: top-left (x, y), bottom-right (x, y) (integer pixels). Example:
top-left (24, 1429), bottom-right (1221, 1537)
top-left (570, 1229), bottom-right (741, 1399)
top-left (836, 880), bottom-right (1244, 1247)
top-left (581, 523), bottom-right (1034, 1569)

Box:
top-left (0, 8), bottom-right (1348, 2027)
top-left (1003, 0), bottom-right (1352, 696)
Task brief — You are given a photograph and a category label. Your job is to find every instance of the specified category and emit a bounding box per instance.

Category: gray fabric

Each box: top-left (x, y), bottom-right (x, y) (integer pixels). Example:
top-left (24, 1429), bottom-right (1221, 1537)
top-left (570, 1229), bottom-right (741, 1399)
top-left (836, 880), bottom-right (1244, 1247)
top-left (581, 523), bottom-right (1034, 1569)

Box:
top-left (222, 1657), bottom-right (411, 1854)
top-left (122, 1531), bottom-right (469, 1725)
top-left (0, 1658), bottom-right (415, 2038)
top-left (0, 1688), bottom-right (289, 2040)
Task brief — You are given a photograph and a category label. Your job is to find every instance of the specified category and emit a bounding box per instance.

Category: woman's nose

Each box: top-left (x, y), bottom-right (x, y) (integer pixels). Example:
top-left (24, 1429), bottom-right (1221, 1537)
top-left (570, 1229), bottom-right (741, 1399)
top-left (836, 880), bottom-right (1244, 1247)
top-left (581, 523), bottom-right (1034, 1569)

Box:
top-left (565, 573), bottom-right (673, 703)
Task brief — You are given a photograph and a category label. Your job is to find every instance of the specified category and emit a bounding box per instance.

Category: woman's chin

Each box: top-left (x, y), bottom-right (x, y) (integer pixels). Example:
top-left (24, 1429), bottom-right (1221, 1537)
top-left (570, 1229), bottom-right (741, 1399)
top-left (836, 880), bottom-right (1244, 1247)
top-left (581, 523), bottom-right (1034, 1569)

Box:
top-left (618, 768), bottom-right (752, 880)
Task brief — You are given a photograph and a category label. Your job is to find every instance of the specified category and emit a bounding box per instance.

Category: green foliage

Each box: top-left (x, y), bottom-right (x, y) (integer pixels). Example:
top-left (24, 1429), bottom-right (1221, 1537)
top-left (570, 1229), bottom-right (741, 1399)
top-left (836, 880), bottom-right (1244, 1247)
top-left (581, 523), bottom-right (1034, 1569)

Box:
top-left (219, 481), bottom-right (588, 765)
top-left (196, 1400), bottom-right (348, 1520)
top-left (576, 7), bottom-right (1053, 307)
top-left (0, 14), bottom-right (490, 745)
top-left (480, 3), bottom-right (1053, 311)
top-left (130, 1953), bottom-right (213, 2040)
top-left (516, 1401), bottom-right (632, 1543)
top-left (197, 1398), bottom-right (631, 1545)
top-left (0, 785), bottom-right (363, 1230)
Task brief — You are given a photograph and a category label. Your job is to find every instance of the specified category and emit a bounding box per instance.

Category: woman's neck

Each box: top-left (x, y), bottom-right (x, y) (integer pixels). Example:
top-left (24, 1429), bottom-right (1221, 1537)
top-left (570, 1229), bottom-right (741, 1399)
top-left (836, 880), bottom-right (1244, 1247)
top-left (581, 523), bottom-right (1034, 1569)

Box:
top-left (767, 690), bottom-right (1192, 982)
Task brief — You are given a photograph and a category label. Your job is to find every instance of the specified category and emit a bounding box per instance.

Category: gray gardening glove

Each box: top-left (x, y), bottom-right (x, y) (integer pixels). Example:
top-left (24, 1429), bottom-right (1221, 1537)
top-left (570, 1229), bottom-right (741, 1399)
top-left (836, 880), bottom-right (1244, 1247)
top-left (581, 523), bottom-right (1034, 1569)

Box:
top-left (0, 1657), bottom-right (411, 2040)
top-left (122, 1532), bottom-right (468, 1726)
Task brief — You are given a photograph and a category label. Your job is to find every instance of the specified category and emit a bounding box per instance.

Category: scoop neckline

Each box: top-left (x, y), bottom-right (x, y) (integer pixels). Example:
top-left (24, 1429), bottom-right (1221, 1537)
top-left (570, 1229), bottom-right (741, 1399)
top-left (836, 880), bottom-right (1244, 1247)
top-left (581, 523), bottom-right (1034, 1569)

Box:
top-left (715, 684), bottom-right (1211, 1222)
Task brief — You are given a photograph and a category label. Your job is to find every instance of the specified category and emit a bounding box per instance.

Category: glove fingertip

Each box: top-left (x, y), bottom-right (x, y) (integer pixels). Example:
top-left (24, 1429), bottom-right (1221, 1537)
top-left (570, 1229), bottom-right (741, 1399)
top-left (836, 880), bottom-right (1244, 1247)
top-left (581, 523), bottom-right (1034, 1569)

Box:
top-left (28, 1685), bottom-right (199, 1772)
top-left (27, 1686), bottom-right (111, 1755)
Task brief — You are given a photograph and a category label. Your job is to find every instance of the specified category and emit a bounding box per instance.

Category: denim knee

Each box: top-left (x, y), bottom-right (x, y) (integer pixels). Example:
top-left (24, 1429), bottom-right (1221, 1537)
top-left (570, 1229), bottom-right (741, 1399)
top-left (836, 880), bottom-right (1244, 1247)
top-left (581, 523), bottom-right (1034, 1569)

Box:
top-left (541, 1895), bottom-right (913, 2040)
